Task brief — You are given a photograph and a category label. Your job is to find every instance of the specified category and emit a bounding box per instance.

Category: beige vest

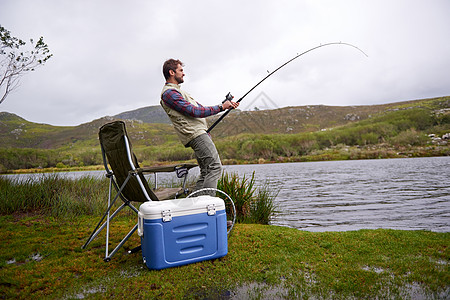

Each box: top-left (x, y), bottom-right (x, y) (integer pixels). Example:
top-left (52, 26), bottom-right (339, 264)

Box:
top-left (160, 83), bottom-right (208, 146)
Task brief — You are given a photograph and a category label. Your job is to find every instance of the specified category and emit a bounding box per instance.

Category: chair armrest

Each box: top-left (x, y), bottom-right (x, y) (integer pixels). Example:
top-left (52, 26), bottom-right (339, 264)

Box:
top-left (138, 163), bottom-right (198, 174)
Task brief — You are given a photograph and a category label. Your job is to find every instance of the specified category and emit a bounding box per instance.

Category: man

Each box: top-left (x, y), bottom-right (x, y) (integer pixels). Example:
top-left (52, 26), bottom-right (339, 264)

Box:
top-left (160, 59), bottom-right (239, 191)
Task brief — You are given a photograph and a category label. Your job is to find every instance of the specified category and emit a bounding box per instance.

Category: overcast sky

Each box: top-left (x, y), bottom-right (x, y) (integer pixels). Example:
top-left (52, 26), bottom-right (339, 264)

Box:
top-left (1, 0), bottom-right (449, 126)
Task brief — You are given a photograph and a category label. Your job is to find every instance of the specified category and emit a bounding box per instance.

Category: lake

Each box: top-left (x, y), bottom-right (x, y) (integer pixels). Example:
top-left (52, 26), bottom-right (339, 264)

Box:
top-left (223, 157), bottom-right (450, 232)
top-left (3, 157), bottom-right (449, 232)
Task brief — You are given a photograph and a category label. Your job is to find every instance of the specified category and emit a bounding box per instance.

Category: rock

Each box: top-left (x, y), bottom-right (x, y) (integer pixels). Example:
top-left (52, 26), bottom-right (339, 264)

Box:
top-left (344, 113), bottom-right (360, 121)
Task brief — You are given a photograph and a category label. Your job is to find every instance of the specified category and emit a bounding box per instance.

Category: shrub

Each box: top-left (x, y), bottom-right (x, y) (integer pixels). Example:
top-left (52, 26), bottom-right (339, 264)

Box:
top-left (389, 129), bottom-right (429, 146)
top-left (77, 150), bottom-right (102, 166)
top-left (359, 132), bottom-right (379, 145)
top-left (218, 172), bottom-right (255, 223)
top-left (0, 148), bottom-right (66, 170)
top-left (218, 171), bottom-right (277, 224)
top-left (248, 183), bottom-right (278, 224)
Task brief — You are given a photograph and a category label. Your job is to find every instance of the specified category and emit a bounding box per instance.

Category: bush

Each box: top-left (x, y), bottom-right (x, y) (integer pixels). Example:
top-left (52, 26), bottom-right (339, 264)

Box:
top-left (138, 145), bottom-right (193, 162)
top-left (248, 183), bottom-right (278, 224)
top-left (77, 150), bottom-right (102, 166)
top-left (389, 129), bottom-right (429, 146)
top-left (217, 172), bottom-right (277, 224)
top-left (239, 138), bottom-right (276, 159)
top-left (0, 148), bottom-right (61, 170)
top-left (359, 132), bottom-right (379, 145)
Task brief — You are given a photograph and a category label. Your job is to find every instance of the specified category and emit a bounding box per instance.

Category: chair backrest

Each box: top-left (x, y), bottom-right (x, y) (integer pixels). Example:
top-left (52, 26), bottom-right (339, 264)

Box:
top-left (98, 121), bottom-right (158, 202)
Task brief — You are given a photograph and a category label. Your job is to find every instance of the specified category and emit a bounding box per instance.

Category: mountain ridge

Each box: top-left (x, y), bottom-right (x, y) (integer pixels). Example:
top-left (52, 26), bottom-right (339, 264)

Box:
top-left (112, 105), bottom-right (170, 124)
top-left (1, 96), bottom-right (449, 150)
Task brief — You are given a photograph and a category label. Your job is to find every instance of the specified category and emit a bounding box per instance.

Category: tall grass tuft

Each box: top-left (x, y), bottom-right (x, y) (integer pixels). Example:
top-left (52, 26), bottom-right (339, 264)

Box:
top-left (0, 174), bottom-right (108, 218)
top-left (218, 172), bottom-right (277, 224)
top-left (218, 172), bottom-right (255, 222)
top-left (1, 171), bottom-right (277, 224)
top-left (248, 182), bottom-right (278, 224)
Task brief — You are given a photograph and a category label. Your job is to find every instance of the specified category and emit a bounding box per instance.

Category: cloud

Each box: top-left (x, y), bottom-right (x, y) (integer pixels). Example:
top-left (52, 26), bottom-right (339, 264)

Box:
top-left (1, 0), bottom-right (449, 125)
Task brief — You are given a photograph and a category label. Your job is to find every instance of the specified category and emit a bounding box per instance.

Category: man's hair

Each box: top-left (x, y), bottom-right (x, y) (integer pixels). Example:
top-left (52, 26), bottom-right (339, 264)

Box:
top-left (163, 59), bottom-right (183, 80)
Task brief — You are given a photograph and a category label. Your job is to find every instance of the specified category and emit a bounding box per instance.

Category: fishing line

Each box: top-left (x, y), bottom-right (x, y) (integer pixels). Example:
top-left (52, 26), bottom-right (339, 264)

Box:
top-left (207, 42), bottom-right (368, 133)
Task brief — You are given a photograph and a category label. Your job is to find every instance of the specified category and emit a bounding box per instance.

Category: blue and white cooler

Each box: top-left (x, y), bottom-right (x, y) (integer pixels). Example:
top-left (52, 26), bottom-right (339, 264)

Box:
top-left (137, 195), bottom-right (228, 270)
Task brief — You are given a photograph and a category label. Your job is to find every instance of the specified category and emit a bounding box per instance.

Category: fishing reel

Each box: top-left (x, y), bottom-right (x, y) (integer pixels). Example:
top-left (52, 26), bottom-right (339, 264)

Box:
top-left (222, 92), bottom-right (234, 103)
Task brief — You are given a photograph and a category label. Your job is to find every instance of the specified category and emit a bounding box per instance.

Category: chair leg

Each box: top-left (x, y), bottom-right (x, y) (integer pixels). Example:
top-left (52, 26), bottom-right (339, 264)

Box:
top-left (128, 245), bottom-right (142, 254)
top-left (105, 175), bottom-right (112, 258)
top-left (180, 170), bottom-right (191, 196)
top-left (104, 224), bottom-right (138, 262)
top-left (82, 175), bottom-right (123, 249)
top-left (83, 202), bottom-right (127, 249)
top-left (103, 202), bottom-right (139, 261)
top-left (83, 201), bottom-right (139, 259)
top-left (82, 173), bottom-right (139, 258)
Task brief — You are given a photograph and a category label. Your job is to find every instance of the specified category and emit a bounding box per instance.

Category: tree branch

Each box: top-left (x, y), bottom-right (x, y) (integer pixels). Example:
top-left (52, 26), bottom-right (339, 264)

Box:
top-left (0, 26), bottom-right (52, 105)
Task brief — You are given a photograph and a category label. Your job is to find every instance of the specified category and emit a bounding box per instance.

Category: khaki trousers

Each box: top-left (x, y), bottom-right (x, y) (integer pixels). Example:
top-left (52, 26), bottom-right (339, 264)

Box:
top-left (188, 133), bottom-right (222, 191)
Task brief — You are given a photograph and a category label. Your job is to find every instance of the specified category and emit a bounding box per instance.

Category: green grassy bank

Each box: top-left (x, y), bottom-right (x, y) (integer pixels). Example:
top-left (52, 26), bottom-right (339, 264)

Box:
top-left (0, 174), bottom-right (448, 299)
top-left (0, 215), bottom-right (448, 299)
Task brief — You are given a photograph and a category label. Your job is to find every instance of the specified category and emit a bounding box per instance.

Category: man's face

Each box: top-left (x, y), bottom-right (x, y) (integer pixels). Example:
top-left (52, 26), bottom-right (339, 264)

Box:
top-left (172, 64), bottom-right (185, 84)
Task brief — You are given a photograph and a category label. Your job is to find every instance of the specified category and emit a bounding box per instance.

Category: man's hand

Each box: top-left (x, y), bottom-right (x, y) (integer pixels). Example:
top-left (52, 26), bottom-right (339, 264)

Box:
top-left (222, 100), bottom-right (239, 110)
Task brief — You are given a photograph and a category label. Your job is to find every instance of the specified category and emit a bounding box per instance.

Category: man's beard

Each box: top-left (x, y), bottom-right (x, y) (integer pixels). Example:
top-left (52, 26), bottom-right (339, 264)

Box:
top-left (175, 75), bottom-right (184, 84)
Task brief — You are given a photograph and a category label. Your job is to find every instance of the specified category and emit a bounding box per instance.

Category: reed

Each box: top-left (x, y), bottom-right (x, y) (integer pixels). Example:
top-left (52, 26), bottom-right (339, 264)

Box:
top-left (218, 172), bottom-right (255, 223)
top-left (0, 171), bottom-right (277, 224)
top-left (0, 175), bottom-right (108, 218)
top-left (218, 172), bottom-right (277, 224)
top-left (248, 182), bottom-right (278, 224)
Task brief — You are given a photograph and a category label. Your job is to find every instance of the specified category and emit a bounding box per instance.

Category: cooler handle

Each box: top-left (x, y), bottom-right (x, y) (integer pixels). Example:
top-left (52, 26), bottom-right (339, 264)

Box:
top-left (137, 211), bottom-right (144, 237)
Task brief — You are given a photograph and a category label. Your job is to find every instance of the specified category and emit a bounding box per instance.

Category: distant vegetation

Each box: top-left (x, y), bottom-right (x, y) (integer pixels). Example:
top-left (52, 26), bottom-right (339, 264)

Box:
top-left (0, 96), bottom-right (449, 173)
top-left (215, 104), bottom-right (449, 164)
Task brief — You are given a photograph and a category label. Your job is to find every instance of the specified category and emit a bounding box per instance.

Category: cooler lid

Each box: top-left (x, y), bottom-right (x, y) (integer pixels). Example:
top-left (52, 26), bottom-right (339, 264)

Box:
top-left (138, 195), bottom-right (225, 220)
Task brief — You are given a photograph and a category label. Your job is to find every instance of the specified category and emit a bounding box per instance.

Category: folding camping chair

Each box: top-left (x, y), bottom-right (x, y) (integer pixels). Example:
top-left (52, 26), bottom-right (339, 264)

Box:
top-left (82, 120), bottom-right (197, 261)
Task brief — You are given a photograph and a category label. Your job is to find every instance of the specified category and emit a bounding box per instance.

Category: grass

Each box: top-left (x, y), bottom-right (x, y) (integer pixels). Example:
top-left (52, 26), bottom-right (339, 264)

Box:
top-left (0, 215), bottom-right (448, 299)
top-left (9, 165), bottom-right (104, 174)
top-left (0, 175), bottom-right (108, 218)
top-left (0, 172), bottom-right (276, 224)
top-left (217, 172), bottom-right (278, 225)
top-left (0, 173), bottom-right (448, 299)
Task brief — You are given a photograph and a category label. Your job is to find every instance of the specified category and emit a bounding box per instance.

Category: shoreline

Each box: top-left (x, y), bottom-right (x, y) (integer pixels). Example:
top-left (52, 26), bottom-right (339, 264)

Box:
top-left (2, 149), bottom-right (449, 175)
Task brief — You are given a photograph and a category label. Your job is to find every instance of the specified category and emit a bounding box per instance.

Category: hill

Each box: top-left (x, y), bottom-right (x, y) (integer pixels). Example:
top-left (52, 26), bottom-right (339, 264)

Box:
top-left (207, 97), bottom-right (450, 138)
top-left (113, 106), bottom-right (170, 124)
top-left (0, 113), bottom-right (176, 150)
top-left (2, 96), bottom-right (449, 149)
top-left (0, 96), bottom-right (449, 171)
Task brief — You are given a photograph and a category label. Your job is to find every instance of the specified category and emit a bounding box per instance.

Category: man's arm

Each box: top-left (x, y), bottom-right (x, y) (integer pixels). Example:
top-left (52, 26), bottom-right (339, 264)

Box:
top-left (162, 89), bottom-right (222, 118)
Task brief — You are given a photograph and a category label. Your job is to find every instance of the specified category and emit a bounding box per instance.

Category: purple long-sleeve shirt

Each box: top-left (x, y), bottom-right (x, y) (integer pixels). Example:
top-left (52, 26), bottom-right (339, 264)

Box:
top-left (161, 88), bottom-right (221, 118)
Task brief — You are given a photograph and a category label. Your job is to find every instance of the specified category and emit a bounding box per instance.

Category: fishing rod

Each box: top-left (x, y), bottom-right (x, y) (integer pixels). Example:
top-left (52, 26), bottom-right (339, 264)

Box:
top-left (207, 42), bottom-right (368, 133)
